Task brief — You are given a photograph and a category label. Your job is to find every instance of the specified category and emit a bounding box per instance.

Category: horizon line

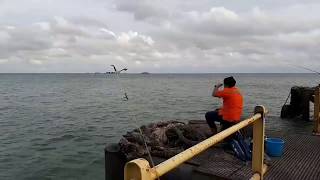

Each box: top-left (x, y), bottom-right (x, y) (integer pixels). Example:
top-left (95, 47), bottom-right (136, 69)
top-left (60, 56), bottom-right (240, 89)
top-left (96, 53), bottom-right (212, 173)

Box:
top-left (0, 72), bottom-right (317, 74)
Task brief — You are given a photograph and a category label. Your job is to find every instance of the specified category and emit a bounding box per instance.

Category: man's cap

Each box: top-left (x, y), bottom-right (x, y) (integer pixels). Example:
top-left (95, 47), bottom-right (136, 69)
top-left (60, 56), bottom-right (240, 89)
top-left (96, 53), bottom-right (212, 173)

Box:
top-left (224, 76), bottom-right (236, 87)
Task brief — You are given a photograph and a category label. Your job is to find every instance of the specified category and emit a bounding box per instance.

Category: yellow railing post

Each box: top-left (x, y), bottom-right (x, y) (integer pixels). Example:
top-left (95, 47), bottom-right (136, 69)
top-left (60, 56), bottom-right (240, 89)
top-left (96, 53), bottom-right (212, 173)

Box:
top-left (313, 85), bottom-right (320, 135)
top-left (251, 106), bottom-right (266, 180)
top-left (124, 105), bottom-right (267, 180)
top-left (124, 158), bottom-right (154, 180)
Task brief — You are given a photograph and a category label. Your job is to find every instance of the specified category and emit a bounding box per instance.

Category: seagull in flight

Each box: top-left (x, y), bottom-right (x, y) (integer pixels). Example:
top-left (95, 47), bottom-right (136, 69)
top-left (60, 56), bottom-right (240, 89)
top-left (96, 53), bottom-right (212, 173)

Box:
top-left (110, 65), bottom-right (127, 73)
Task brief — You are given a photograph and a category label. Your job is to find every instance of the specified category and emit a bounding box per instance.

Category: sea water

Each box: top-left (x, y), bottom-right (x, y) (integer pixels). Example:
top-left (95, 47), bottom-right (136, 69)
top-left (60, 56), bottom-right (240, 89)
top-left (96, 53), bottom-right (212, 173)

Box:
top-left (0, 73), bottom-right (317, 179)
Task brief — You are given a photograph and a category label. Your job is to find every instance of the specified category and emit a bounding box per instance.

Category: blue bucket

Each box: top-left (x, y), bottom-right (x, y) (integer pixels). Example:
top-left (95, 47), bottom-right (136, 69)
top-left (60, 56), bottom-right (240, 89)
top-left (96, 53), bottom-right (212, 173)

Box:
top-left (265, 138), bottom-right (285, 157)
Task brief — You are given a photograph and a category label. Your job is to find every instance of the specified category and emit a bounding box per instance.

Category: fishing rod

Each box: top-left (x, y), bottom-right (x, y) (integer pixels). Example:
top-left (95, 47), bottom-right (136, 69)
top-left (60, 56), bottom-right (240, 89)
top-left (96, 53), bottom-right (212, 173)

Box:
top-left (110, 65), bottom-right (160, 179)
top-left (288, 63), bottom-right (320, 76)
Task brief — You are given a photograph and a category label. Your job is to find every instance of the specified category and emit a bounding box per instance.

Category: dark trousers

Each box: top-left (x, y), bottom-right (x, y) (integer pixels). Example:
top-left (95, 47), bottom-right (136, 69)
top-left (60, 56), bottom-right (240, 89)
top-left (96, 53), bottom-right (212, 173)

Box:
top-left (205, 110), bottom-right (237, 141)
top-left (205, 111), bottom-right (236, 130)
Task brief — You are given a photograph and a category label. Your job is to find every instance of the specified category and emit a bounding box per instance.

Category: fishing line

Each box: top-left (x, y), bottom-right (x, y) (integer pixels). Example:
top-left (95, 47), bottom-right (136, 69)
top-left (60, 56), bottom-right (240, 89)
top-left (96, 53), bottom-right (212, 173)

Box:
top-left (109, 65), bottom-right (160, 179)
top-left (283, 91), bottom-right (291, 106)
top-left (132, 114), bottom-right (158, 170)
top-left (287, 63), bottom-right (320, 76)
top-left (110, 65), bottom-right (129, 101)
top-left (248, 60), bottom-right (319, 106)
top-left (281, 63), bottom-right (320, 106)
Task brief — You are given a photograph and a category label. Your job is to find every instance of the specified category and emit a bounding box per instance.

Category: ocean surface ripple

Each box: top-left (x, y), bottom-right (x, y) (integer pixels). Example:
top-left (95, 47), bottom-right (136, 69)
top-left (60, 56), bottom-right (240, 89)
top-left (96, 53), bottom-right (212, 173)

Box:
top-left (0, 73), bottom-right (317, 180)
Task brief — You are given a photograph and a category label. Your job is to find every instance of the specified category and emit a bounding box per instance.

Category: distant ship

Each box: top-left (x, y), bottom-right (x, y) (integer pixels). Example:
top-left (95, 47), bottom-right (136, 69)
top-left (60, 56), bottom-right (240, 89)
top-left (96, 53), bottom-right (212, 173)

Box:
top-left (141, 72), bottom-right (150, 74)
top-left (94, 72), bottom-right (102, 75)
top-left (94, 72), bottom-right (116, 76)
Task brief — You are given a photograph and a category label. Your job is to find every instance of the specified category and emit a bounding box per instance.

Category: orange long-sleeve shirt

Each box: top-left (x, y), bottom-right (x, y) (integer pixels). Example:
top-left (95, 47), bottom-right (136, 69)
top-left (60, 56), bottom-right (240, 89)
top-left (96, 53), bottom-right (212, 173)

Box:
top-left (215, 87), bottom-right (243, 122)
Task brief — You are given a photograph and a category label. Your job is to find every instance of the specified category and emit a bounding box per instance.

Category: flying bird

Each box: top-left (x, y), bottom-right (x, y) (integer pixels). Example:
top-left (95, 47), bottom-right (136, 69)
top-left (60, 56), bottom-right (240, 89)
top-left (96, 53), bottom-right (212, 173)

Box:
top-left (111, 64), bottom-right (117, 72)
top-left (110, 65), bottom-right (128, 73)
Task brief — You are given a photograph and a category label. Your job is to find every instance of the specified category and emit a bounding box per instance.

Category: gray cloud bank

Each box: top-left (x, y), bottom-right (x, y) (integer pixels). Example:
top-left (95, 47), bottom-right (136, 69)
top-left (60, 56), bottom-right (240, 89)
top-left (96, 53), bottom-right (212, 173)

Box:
top-left (0, 0), bottom-right (319, 73)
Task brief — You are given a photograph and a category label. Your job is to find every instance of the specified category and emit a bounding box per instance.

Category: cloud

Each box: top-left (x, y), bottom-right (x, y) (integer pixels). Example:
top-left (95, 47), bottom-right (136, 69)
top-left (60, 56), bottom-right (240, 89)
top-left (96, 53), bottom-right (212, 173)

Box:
top-left (0, 25), bottom-right (53, 59)
top-left (115, 0), bottom-right (169, 22)
top-left (0, 0), bottom-right (320, 72)
top-left (0, 59), bottom-right (8, 64)
top-left (117, 31), bottom-right (154, 46)
top-left (0, 16), bottom-right (157, 72)
top-left (0, 30), bottom-right (10, 42)
top-left (29, 59), bottom-right (43, 65)
top-left (178, 7), bottom-right (320, 37)
top-left (100, 28), bottom-right (116, 38)
top-left (188, 7), bottom-right (239, 21)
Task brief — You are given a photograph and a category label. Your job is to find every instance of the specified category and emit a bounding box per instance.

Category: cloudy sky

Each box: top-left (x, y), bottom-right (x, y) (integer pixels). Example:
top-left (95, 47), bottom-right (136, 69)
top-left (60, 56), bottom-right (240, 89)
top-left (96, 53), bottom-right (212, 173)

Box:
top-left (0, 0), bottom-right (319, 73)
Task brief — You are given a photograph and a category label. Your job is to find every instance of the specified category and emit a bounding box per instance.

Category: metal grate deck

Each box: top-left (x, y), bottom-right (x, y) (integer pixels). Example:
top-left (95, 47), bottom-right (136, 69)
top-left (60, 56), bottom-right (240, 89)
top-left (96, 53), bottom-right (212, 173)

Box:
top-left (193, 132), bottom-right (320, 180)
top-left (264, 133), bottom-right (320, 180)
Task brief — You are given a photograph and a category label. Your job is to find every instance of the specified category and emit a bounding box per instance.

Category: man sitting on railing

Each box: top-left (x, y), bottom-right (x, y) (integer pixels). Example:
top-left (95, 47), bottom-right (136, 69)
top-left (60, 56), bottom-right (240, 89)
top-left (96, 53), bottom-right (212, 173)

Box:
top-left (205, 76), bottom-right (243, 135)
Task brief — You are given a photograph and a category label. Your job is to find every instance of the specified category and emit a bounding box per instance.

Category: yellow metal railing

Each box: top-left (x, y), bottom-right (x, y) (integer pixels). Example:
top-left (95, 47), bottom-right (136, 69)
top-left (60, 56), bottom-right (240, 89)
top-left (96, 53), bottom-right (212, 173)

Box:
top-left (313, 85), bottom-right (320, 135)
top-left (124, 105), bottom-right (268, 180)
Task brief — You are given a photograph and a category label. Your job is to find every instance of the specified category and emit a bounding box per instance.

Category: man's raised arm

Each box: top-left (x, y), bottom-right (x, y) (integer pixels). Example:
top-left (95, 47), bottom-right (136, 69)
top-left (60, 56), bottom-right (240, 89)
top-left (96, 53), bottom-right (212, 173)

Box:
top-left (212, 83), bottom-right (223, 97)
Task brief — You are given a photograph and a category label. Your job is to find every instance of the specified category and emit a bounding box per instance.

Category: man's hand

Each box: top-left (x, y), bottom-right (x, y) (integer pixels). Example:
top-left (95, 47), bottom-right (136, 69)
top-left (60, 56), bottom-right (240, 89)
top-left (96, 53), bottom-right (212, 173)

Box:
top-left (212, 83), bottom-right (223, 97)
top-left (215, 83), bottom-right (223, 88)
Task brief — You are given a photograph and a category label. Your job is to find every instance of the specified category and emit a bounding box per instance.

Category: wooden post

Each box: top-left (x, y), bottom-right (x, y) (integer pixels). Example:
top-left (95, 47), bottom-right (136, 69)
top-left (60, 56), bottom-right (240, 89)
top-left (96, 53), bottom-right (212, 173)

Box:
top-left (252, 106), bottom-right (266, 180)
top-left (313, 85), bottom-right (320, 135)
